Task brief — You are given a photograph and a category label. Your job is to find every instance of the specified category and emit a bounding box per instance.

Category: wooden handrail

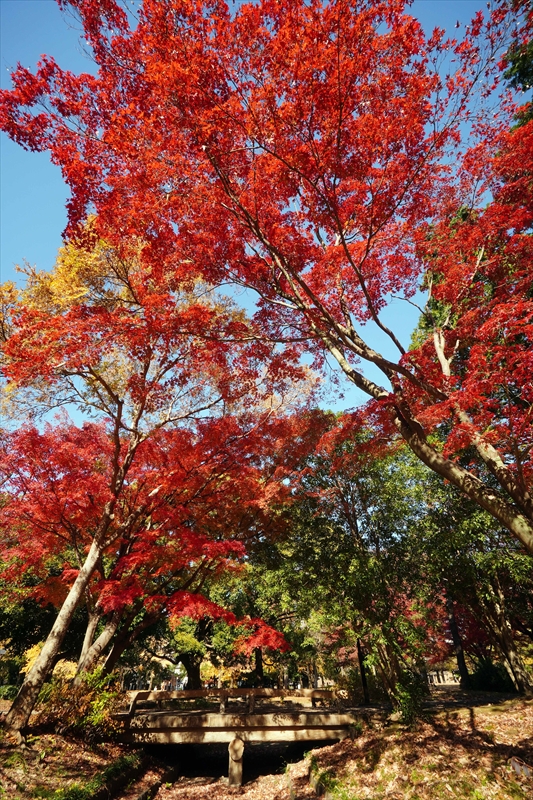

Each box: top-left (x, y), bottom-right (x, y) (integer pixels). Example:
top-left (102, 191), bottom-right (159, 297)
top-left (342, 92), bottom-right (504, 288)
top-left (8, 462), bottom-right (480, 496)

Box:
top-left (125, 687), bottom-right (337, 715)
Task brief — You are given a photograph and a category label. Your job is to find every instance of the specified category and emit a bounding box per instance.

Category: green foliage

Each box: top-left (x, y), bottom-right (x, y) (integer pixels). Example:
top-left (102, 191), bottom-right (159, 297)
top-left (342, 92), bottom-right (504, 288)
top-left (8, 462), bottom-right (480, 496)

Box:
top-left (34, 667), bottom-right (121, 738)
top-left (236, 420), bottom-right (533, 702)
top-left (414, 471), bottom-right (533, 687)
top-left (4, 750), bottom-right (27, 770)
top-left (170, 618), bottom-right (207, 657)
top-left (210, 620), bottom-right (241, 659)
top-left (0, 684), bottom-right (18, 699)
top-left (503, 40), bottom-right (533, 91)
top-left (309, 755), bottom-right (340, 795)
top-left (316, 769), bottom-right (338, 791)
top-left (503, 39), bottom-right (533, 125)
top-left (253, 436), bottom-right (439, 701)
top-left (392, 671), bottom-right (429, 725)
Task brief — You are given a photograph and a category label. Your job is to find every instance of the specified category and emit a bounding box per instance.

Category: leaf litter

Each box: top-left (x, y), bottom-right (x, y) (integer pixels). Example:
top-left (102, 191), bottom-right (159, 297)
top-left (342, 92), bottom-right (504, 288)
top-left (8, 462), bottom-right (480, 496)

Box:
top-left (2, 694), bottom-right (533, 799)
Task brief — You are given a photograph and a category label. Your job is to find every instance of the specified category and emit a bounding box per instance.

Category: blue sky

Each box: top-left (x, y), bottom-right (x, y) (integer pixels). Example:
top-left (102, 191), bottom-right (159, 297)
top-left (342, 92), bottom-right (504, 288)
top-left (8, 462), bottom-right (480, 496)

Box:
top-left (1, 0), bottom-right (91, 285)
top-left (0, 0), bottom-right (493, 410)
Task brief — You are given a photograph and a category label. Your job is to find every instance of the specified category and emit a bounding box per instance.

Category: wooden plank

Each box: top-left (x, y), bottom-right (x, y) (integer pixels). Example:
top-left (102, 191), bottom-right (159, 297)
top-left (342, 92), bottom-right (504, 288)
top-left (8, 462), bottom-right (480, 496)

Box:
top-left (125, 687), bottom-right (336, 711)
top-left (128, 712), bottom-right (356, 729)
top-left (126, 688), bottom-right (336, 699)
top-left (120, 728), bottom-right (351, 744)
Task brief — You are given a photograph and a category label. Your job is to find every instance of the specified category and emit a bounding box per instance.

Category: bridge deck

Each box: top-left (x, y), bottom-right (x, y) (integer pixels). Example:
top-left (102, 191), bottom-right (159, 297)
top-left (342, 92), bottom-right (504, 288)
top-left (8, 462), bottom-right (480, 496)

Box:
top-left (116, 707), bottom-right (356, 744)
top-left (114, 689), bottom-right (357, 784)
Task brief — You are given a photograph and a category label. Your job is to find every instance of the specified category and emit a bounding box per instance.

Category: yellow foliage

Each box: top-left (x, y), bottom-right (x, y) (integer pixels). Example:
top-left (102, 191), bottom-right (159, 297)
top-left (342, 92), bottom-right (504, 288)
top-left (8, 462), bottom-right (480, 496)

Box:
top-left (21, 642), bottom-right (44, 675)
top-left (0, 281), bottom-right (20, 343)
top-left (200, 661), bottom-right (249, 687)
top-left (52, 659), bottom-right (77, 680)
top-left (20, 243), bottom-right (140, 313)
top-left (21, 646), bottom-right (76, 683)
top-left (6, 217), bottom-right (147, 315)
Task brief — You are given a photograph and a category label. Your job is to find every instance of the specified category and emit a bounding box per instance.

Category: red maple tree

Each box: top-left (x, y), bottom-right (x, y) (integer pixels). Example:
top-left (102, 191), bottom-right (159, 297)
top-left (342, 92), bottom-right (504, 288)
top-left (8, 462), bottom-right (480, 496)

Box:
top-left (0, 232), bottom-right (309, 734)
top-left (0, 417), bottom-right (292, 681)
top-left (2, 0), bottom-right (533, 731)
top-left (2, 0), bottom-right (530, 552)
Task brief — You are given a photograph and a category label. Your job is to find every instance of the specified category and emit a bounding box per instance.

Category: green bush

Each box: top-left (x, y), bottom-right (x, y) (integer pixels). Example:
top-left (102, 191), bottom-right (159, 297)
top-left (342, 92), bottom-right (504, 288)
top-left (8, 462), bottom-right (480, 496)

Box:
top-left (393, 671), bottom-right (429, 724)
top-left (0, 684), bottom-right (18, 700)
top-left (35, 667), bottom-right (122, 738)
top-left (308, 755), bottom-right (339, 795)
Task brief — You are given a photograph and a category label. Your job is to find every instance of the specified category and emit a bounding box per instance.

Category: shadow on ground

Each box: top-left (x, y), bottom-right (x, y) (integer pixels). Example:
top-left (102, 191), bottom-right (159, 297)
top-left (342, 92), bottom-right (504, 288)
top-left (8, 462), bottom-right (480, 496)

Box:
top-left (145, 739), bottom-right (332, 784)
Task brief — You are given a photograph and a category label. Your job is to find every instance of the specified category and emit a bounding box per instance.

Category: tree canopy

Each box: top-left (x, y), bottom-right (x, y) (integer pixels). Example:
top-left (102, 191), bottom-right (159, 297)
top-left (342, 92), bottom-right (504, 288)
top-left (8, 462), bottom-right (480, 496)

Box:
top-left (1, 0), bottom-right (532, 549)
top-left (1, 0), bottom-right (533, 737)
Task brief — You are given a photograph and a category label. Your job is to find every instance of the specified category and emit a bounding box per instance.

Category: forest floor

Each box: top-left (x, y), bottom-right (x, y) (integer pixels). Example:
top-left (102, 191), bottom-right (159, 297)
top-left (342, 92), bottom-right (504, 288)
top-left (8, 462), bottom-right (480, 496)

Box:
top-left (1, 688), bottom-right (532, 799)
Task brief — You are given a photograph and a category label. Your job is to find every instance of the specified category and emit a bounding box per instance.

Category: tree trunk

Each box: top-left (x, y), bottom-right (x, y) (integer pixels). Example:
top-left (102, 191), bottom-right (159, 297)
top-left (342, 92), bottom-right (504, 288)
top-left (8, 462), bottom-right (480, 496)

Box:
top-left (495, 626), bottom-right (532, 695)
top-left (445, 594), bottom-right (471, 689)
top-left (357, 638), bottom-right (370, 704)
top-left (216, 161), bottom-right (533, 554)
top-left (180, 653), bottom-right (202, 690)
top-left (375, 641), bottom-right (399, 700)
top-left (102, 610), bottom-right (159, 676)
top-left (478, 586), bottom-right (533, 696)
top-left (312, 662), bottom-right (318, 689)
top-left (314, 328), bottom-right (533, 553)
top-left (75, 610), bottom-right (123, 682)
top-left (5, 538), bottom-right (104, 737)
top-left (78, 607), bottom-right (100, 670)
top-left (254, 647), bottom-right (264, 688)
top-left (393, 416), bottom-right (533, 555)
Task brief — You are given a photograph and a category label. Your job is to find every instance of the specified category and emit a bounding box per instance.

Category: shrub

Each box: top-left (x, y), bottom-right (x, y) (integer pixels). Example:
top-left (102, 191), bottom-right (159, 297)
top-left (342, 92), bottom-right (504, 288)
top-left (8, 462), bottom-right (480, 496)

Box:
top-left (0, 684), bottom-right (18, 700)
top-left (393, 671), bottom-right (429, 725)
top-left (34, 667), bottom-right (122, 738)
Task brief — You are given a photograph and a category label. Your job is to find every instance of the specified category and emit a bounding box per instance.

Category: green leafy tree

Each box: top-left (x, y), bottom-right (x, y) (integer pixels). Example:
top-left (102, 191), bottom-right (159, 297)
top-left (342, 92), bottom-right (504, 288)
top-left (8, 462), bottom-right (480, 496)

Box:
top-left (416, 483), bottom-right (533, 694)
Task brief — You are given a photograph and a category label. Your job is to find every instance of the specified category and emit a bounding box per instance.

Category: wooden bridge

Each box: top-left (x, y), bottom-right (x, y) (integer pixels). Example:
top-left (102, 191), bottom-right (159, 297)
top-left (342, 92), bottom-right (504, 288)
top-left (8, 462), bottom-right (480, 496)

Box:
top-left (114, 687), bottom-right (357, 785)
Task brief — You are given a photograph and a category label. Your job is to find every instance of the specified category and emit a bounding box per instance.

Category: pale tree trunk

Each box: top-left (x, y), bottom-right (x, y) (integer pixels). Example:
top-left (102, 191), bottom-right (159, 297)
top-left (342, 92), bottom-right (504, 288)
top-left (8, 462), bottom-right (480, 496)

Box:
top-left (476, 578), bottom-right (533, 695)
top-left (505, 647), bottom-right (533, 695)
top-left (78, 607), bottom-right (101, 669)
top-left (282, 667), bottom-right (289, 689)
top-left (478, 593), bottom-right (533, 695)
top-left (5, 538), bottom-right (105, 738)
top-left (375, 641), bottom-right (400, 700)
top-left (75, 609), bottom-right (123, 682)
top-left (397, 422), bottom-right (533, 555)
top-left (491, 622), bottom-right (531, 694)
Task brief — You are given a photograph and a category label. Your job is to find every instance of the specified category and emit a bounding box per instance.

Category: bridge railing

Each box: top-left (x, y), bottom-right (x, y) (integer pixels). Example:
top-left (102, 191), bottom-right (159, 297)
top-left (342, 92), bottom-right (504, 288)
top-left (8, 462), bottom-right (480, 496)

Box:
top-left (125, 687), bottom-right (337, 715)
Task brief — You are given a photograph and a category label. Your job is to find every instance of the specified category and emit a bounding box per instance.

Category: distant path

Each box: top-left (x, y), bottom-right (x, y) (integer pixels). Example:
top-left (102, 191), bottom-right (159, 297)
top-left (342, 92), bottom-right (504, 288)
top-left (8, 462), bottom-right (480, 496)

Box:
top-left (425, 685), bottom-right (518, 709)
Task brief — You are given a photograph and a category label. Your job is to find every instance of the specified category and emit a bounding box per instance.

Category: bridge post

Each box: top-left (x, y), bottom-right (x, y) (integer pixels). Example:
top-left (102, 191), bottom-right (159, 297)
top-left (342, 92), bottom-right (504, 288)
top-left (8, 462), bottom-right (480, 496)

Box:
top-left (228, 736), bottom-right (245, 786)
top-left (219, 691), bottom-right (227, 713)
